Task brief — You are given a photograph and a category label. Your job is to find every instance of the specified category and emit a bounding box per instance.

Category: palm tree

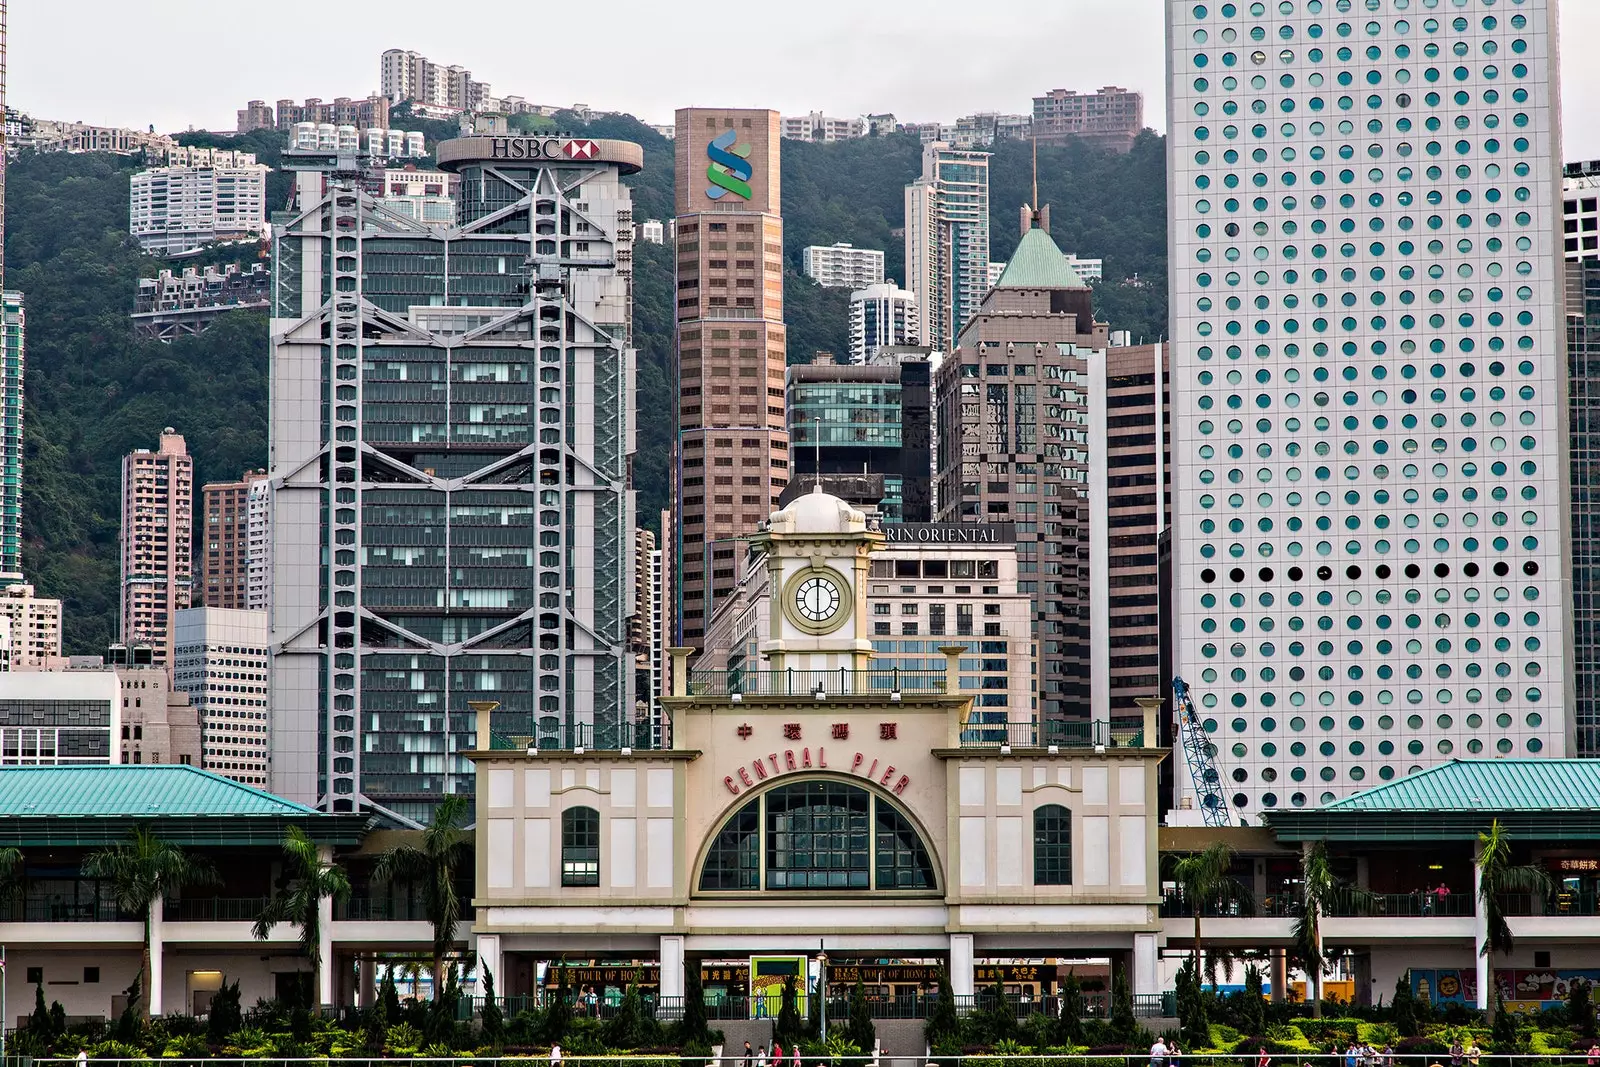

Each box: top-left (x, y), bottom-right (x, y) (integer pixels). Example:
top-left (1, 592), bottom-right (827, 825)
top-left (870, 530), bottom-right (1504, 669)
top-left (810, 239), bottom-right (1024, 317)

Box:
top-left (1476, 819), bottom-right (1552, 1025)
top-left (1167, 841), bottom-right (1253, 985)
top-left (373, 794), bottom-right (472, 991)
top-left (84, 828), bottom-right (216, 1015)
top-left (253, 825), bottom-right (350, 1006)
top-left (1291, 840), bottom-right (1375, 1018)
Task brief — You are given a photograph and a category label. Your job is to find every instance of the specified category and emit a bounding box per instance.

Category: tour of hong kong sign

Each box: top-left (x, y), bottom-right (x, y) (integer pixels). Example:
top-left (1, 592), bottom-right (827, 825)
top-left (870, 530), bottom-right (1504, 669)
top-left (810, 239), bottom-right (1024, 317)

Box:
top-left (722, 747), bottom-right (909, 797)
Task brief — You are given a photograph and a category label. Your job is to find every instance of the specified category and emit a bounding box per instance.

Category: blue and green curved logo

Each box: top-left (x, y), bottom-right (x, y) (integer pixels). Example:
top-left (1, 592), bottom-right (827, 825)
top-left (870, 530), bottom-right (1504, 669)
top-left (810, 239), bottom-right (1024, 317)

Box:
top-left (705, 129), bottom-right (753, 201)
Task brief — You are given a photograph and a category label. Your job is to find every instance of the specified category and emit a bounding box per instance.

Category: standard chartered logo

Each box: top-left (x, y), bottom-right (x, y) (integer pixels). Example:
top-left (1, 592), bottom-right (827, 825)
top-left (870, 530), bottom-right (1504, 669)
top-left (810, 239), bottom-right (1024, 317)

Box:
top-left (705, 129), bottom-right (753, 200)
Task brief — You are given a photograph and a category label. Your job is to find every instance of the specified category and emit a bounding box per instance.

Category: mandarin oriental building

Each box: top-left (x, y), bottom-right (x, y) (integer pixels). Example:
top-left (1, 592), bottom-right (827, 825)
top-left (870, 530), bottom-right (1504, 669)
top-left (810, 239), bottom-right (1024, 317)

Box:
top-left (468, 490), bottom-right (1167, 1011)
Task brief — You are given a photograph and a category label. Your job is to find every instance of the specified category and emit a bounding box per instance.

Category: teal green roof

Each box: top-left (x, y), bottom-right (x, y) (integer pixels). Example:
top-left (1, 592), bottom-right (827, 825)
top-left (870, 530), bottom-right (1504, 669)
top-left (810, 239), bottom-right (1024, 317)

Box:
top-left (994, 226), bottom-right (1087, 290)
top-left (1318, 759), bottom-right (1600, 812)
top-left (0, 765), bottom-right (367, 846)
top-left (1264, 760), bottom-right (1600, 843)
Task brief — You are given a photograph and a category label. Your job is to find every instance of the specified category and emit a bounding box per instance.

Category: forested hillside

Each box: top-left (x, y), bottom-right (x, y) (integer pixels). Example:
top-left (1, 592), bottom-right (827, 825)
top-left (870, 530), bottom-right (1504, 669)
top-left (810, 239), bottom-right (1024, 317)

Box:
top-left (7, 117), bottom-right (1166, 653)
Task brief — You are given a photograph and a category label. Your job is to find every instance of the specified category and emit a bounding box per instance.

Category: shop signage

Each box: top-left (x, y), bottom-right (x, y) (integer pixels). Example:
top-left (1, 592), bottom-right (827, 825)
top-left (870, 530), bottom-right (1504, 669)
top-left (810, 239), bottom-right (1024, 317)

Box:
top-left (488, 137), bottom-right (599, 161)
top-left (722, 747), bottom-right (910, 797)
top-left (882, 523), bottom-right (1015, 544)
top-left (1553, 858), bottom-right (1600, 872)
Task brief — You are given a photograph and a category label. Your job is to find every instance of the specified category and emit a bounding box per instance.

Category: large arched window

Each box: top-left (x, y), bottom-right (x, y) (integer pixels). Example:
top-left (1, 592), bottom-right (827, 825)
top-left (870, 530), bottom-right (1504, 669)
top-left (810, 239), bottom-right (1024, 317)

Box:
top-left (1033, 804), bottom-right (1072, 886)
top-left (562, 807), bottom-right (600, 887)
top-left (699, 780), bottom-right (936, 892)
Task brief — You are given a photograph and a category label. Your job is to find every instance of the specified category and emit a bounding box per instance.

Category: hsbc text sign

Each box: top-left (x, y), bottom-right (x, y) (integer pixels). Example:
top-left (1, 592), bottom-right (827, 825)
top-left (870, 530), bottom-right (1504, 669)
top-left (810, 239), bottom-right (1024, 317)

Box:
top-left (487, 138), bottom-right (600, 161)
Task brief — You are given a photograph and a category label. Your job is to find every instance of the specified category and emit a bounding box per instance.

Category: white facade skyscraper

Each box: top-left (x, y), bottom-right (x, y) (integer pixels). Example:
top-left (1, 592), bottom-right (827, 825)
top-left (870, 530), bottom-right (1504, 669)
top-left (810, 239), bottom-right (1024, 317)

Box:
top-left (1167, 0), bottom-right (1568, 818)
top-left (849, 283), bottom-right (920, 363)
top-left (904, 142), bottom-right (990, 351)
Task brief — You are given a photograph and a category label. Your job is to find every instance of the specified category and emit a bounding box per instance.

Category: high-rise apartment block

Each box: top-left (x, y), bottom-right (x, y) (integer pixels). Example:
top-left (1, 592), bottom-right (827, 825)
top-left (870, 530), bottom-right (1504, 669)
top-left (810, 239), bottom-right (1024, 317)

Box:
top-left (1564, 161), bottom-right (1600, 261)
top-left (0, 584), bottom-right (61, 667)
top-left (106, 644), bottom-right (202, 768)
top-left (1569, 258), bottom-right (1600, 757)
top-left (1030, 87), bottom-right (1145, 153)
top-left (802, 243), bottom-right (885, 289)
top-left (200, 471), bottom-right (267, 610)
top-left (246, 476), bottom-right (269, 612)
top-left (849, 283), bottom-right (921, 363)
top-left (119, 430), bottom-right (193, 670)
top-left (174, 607), bottom-right (269, 786)
top-left (934, 220), bottom-right (1104, 722)
top-left (270, 134), bottom-right (640, 818)
top-left (239, 94), bottom-right (391, 134)
top-left (787, 352), bottom-right (932, 523)
top-left (379, 50), bottom-right (489, 112)
top-left (1087, 341), bottom-right (1168, 728)
top-left (905, 142), bottom-right (991, 352)
top-left (0, 291), bottom-right (21, 581)
top-left (128, 163), bottom-right (270, 255)
top-left (779, 112), bottom-right (866, 142)
top-left (1167, 2), bottom-right (1569, 816)
top-left (672, 108), bottom-right (787, 645)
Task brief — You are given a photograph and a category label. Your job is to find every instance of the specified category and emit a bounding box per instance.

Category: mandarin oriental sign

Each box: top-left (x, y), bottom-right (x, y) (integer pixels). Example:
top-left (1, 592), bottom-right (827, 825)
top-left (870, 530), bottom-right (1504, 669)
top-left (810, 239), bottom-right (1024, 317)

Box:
top-left (722, 747), bottom-right (910, 796)
top-left (882, 523), bottom-right (1015, 545)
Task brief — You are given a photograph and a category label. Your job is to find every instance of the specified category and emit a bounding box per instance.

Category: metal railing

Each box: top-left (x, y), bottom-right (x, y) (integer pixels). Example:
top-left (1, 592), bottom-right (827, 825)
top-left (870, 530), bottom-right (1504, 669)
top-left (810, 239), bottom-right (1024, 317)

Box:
top-left (1325, 892), bottom-right (1475, 918)
top-left (336, 896), bottom-right (474, 922)
top-left (1498, 891), bottom-right (1600, 917)
top-left (959, 719), bottom-right (1145, 749)
top-left (17, 899), bottom-right (128, 923)
top-left (164, 896), bottom-right (272, 922)
top-left (489, 720), bottom-right (665, 752)
top-left (688, 668), bottom-right (948, 698)
top-left (629, 991), bottom-right (1174, 1022)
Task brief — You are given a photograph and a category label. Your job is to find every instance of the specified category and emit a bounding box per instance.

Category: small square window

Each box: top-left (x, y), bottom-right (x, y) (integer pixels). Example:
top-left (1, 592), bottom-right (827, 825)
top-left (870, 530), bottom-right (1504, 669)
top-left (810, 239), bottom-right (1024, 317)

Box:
top-left (25, 967), bottom-right (41, 984)
top-left (84, 967), bottom-right (100, 984)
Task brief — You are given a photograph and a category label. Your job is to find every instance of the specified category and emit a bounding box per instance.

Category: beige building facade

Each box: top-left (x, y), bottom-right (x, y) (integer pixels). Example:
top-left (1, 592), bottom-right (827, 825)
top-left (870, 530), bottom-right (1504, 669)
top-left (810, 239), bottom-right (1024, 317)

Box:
top-left (119, 429), bottom-right (193, 670)
top-left (469, 490), bottom-right (1165, 1005)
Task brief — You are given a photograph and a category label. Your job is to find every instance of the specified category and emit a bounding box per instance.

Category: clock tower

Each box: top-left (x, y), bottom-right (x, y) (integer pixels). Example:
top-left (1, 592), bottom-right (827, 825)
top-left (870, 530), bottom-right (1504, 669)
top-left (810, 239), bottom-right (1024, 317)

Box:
top-left (753, 486), bottom-right (884, 673)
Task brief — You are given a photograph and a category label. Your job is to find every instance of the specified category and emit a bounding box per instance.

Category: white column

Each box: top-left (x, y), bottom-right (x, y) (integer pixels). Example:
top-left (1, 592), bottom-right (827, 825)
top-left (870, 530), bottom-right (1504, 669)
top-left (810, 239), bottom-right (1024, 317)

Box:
top-left (317, 845), bottom-right (335, 1009)
top-left (360, 957), bottom-right (376, 1009)
top-left (1086, 347), bottom-right (1111, 731)
top-left (147, 898), bottom-right (166, 1016)
top-left (659, 935), bottom-right (686, 1001)
top-left (478, 934), bottom-right (503, 998)
top-left (1473, 839), bottom-right (1489, 1010)
top-left (1133, 933), bottom-right (1159, 997)
top-left (948, 933), bottom-right (975, 999)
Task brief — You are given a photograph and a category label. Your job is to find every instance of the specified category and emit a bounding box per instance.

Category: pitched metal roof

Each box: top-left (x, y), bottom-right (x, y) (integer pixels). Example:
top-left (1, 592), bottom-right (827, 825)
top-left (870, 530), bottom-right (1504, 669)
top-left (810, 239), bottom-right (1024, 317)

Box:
top-left (1263, 759), bottom-right (1600, 843)
top-left (1319, 759), bottom-right (1600, 812)
top-left (0, 765), bottom-right (367, 846)
top-left (994, 226), bottom-right (1087, 290)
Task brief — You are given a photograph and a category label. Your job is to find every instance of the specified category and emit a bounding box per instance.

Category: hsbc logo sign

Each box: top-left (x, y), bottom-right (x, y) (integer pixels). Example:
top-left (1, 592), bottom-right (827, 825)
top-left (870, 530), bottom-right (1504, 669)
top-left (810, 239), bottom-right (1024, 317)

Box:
top-left (488, 137), bottom-right (601, 160)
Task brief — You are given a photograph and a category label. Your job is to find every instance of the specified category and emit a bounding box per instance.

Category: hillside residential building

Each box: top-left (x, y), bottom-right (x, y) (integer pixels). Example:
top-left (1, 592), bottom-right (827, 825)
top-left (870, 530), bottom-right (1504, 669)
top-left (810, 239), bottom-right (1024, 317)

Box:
top-left (934, 217), bottom-right (1106, 724)
top-left (270, 136), bottom-right (640, 819)
top-left (119, 430), bottom-right (193, 670)
top-left (0, 584), bottom-right (62, 667)
top-left (200, 471), bottom-right (268, 610)
top-left (1166, 2), bottom-right (1569, 816)
top-left (802, 243), bottom-right (885, 289)
top-left (128, 163), bottom-right (269, 255)
top-left (132, 264), bottom-right (271, 342)
top-left (849, 283), bottom-right (920, 363)
top-left (238, 94), bottom-right (391, 133)
top-left (636, 219), bottom-right (665, 245)
top-left (671, 109), bottom-right (787, 646)
top-left (10, 118), bottom-right (176, 157)
top-left (379, 50), bottom-right (489, 112)
top-left (0, 292), bottom-right (21, 582)
top-left (1031, 87), bottom-right (1144, 153)
top-left (160, 146), bottom-right (257, 168)
top-left (289, 124), bottom-right (426, 159)
top-left (905, 142), bottom-right (990, 352)
top-left (174, 607), bottom-right (270, 787)
top-left (780, 112), bottom-right (865, 142)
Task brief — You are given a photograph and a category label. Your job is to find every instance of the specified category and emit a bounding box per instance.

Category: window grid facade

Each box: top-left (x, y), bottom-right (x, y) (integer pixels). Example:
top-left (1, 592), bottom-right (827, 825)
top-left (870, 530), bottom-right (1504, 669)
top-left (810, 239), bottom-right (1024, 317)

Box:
top-left (561, 806), bottom-right (601, 887)
top-left (1167, 0), bottom-right (1569, 815)
top-left (1033, 803), bottom-right (1073, 885)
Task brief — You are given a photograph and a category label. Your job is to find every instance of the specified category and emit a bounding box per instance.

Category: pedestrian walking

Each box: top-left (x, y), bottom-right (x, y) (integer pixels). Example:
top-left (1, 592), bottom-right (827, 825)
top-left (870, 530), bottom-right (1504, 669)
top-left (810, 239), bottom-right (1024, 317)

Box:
top-left (758, 1045), bottom-right (769, 1067)
top-left (743, 1041), bottom-right (754, 1067)
top-left (1150, 1036), bottom-right (1169, 1067)
top-left (550, 1044), bottom-right (562, 1067)
top-left (1258, 1046), bottom-right (1270, 1067)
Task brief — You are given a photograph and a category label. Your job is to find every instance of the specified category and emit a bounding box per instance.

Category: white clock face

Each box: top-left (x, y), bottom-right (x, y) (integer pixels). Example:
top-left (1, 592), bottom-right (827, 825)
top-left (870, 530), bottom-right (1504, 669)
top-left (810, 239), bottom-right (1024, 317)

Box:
top-left (795, 574), bottom-right (843, 624)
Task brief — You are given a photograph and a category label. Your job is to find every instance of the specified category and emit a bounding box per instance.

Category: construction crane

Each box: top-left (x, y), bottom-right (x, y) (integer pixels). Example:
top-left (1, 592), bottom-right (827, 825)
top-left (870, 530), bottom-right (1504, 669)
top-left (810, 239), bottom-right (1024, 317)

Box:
top-left (1172, 677), bottom-right (1231, 827)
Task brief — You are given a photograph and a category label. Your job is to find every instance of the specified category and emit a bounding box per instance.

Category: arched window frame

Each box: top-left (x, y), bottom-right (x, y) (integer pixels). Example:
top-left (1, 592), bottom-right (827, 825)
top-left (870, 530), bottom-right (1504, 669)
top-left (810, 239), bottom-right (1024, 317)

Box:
top-left (1033, 803), bottom-right (1073, 886)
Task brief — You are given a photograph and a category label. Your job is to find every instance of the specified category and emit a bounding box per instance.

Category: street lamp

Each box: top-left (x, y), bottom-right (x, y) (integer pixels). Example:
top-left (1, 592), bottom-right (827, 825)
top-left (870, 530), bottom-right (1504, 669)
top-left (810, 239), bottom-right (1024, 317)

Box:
top-left (817, 940), bottom-right (828, 1043)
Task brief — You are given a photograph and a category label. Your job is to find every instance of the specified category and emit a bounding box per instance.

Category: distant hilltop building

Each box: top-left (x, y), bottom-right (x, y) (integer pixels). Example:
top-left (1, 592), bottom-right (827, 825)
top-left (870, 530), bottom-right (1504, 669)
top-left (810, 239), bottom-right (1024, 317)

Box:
top-left (237, 94), bottom-right (390, 134)
top-left (988, 253), bottom-right (1101, 289)
top-left (380, 48), bottom-right (490, 112)
top-left (780, 111), bottom-right (866, 142)
top-left (129, 161), bottom-right (270, 255)
top-left (6, 116), bottom-right (176, 158)
top-left (1031, 86), bottom-right (1144, 153)
top-left (133, 263), bottom-right (271, 341)
top-left (802, 242), bottom-right (885, 289)
top-left (288, 123), bottom-right (425, 158)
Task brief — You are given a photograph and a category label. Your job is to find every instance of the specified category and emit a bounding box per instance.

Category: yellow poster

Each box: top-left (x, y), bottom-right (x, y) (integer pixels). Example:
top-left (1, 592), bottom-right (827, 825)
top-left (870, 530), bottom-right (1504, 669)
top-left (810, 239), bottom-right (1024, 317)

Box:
top-left (749, 955), bottom-right (808, 1020)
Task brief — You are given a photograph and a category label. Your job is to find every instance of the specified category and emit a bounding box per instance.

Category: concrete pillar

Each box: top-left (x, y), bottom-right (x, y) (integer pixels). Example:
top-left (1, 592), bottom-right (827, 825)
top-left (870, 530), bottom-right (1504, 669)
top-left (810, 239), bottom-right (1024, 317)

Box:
top-left (1253, 858), bottom-right (1268, 904)
top-left (1270, 948), bottom-right (1288, 1004)
top-left (1356, 856), bottom-right (1371, 890)
top-left (1133, 934), bottom-right (1159, 997)
top-left (1473, 838), bottom-right (1490, 1010)
top-left (147, 898), bottom-right (166, 1016)
top-left (360, 956), bottom-right (377, 1008)
top-left (949, 933), bottom-right (976, 998)
top-left (317, 844), bottom-right (335, 1010)
top-left (660, 935), bottom-right (686, 1003)
top-left (479, 934), bottom-right (504, 999)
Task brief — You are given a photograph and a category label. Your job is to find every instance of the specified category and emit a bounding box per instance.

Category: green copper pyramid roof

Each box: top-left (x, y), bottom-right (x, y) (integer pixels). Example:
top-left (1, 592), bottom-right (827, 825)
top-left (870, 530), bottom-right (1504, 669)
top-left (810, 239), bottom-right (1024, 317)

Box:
top-left (995, 226), bottom-right (1087, 290)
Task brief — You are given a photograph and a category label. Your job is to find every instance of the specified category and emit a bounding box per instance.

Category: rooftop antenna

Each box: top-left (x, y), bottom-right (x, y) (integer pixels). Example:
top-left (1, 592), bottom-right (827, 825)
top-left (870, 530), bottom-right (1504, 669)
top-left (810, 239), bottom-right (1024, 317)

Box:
top-left (1032, 134), bottom-right (1039, 211)
top-left (812, 415), bottom-right (823, 493)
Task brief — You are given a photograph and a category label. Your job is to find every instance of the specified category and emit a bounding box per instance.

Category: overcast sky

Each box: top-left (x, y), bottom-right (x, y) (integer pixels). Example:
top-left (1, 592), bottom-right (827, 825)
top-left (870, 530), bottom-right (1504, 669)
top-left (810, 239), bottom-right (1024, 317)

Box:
top-left (14, 0), bottom-right (1600, 159)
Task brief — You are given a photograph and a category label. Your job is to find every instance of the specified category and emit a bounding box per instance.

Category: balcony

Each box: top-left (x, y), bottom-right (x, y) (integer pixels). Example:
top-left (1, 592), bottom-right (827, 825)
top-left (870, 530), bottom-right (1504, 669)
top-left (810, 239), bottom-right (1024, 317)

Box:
top-left (163, 896), bottom-right (271, 922)
top-left (487, 719), bottom-right (666, 753)
top-left (688, 667), bottom-right (947, 699)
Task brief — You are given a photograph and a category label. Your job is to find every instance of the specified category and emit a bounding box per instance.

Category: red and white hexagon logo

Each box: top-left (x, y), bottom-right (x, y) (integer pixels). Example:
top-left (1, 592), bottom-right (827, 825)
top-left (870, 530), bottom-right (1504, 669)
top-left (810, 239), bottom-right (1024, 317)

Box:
top-left (563, 139), bottom-right (599, 159)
